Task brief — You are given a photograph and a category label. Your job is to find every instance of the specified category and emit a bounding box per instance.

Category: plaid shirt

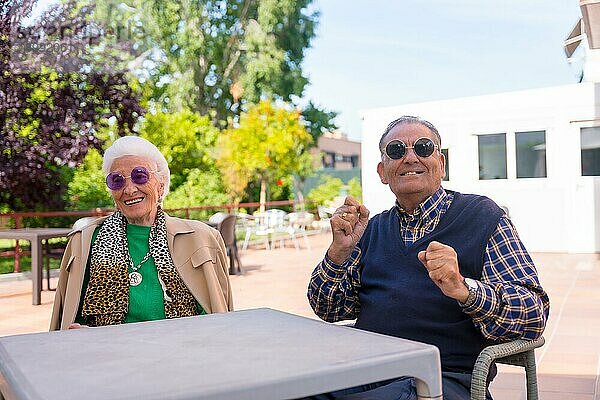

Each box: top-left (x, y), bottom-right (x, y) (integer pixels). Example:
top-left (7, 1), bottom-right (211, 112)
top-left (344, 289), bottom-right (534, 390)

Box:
top-left (308, 187), bottom-right (550, 341)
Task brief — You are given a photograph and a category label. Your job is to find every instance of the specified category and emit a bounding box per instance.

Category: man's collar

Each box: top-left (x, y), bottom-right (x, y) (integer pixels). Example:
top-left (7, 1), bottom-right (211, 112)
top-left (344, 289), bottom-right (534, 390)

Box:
top-left (396, 186), bottom-right (447, 221)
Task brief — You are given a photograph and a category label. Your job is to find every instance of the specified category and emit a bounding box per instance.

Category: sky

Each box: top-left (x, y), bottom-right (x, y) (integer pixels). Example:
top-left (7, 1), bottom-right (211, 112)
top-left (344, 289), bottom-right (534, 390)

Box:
top-left (30, 0), bottom-right (583, 142)
top-left (301, 1), bottom-right (583, 141)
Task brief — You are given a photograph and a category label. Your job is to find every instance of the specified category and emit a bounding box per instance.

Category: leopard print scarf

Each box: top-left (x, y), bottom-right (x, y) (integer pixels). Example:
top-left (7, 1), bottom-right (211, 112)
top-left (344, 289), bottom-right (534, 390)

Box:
top-left (81, 208), bottom-right (198, 327)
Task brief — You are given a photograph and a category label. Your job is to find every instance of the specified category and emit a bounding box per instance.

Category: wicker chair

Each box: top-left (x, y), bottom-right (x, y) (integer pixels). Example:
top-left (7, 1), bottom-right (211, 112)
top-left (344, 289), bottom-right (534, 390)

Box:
top-left (471, 336), bottom-right (545, 400)
top-left (335, 321), bottom-right (544, 399)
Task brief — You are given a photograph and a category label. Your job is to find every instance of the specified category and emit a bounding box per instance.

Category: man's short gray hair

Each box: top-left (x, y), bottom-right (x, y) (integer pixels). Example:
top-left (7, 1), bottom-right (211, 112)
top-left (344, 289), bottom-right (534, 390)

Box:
top-left (378, 116), bottom-right (441, 155)
top-left (102, 136), bottom-right (171, 201)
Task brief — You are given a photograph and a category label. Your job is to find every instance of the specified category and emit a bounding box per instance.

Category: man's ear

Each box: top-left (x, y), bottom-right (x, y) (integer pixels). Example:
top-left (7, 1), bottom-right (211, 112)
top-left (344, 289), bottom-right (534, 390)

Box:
top-left (439, 151), bottom-right (446, 180)
top-left (377, 162), bottom-right (388, 184)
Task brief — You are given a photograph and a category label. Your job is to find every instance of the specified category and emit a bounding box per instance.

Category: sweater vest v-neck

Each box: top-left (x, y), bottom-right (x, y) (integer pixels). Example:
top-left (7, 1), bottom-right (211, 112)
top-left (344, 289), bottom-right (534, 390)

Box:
top-left (355, 191), bottom-right (504, 372)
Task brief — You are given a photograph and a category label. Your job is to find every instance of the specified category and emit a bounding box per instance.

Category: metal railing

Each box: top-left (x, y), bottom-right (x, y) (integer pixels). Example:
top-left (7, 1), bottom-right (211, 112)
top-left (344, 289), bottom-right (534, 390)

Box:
top-left (0, 200), bottom-right (303, 273)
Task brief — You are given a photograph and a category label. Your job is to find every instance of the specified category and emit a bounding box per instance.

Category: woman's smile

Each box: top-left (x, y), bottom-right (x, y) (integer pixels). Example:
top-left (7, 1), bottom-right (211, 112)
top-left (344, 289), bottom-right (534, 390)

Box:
top-left (124, 197), bottom-right (144, 206)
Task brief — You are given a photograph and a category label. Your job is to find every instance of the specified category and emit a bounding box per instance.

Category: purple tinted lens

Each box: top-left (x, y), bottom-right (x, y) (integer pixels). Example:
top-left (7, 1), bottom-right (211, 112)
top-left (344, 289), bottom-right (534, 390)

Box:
top-left (130, 167), bottom-right (150, 185)
top-left (105, 167), bottom-right (151, 190)
top-left (106, 173), bottom-right (126, 190)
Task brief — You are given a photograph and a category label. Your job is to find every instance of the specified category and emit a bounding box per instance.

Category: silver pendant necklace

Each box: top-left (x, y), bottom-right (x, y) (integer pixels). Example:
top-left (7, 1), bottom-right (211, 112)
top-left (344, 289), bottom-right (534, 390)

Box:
top-left (129, 251), bottom-right (151, 286)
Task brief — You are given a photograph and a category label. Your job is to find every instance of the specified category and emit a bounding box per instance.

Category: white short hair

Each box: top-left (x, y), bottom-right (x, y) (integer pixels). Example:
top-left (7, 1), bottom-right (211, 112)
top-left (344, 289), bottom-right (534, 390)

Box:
top-left (102, 136), bottom-right (171, 200)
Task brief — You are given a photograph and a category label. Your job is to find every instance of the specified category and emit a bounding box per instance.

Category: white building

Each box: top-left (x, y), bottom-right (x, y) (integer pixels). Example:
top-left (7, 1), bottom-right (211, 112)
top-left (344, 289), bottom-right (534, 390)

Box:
top-left (360, 2), bottom-right (600, 253)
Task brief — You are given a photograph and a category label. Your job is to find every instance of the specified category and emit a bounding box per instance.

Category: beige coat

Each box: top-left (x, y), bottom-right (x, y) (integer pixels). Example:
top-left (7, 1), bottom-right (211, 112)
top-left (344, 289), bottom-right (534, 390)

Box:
top-left (50, 214), bottom-right (234, 330)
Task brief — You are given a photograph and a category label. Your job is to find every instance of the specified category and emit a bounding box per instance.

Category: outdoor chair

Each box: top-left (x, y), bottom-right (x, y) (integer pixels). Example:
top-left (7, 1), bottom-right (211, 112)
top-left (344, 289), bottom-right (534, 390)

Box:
top-left (239, 212), bottom-right (273, 251)
top-left (240, 209), bottom-right (311, 251)
top-left (266, 209), bottom-right (314, 250)
top-left (285, 211), bottom-right (314, 250)
top-left (44, 216), bottom-right (98, 291)
top-left (335, 321), bottom-right (544, 399)
top-left (241, 209), bottom-right (293, 251)
top-left (208, 212), bottom-right (242, 275)
top-left (262, 209), bottom-right (290, 249)
top-left (316, 205), bottom-right (335, 232)
top-left (471, 336), bottom-right (545, 400)
top-left (43, 241), bottom-right (63, 291)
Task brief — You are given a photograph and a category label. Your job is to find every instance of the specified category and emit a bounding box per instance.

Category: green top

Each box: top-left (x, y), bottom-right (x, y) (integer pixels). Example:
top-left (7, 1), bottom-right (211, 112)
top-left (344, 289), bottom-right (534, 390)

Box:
top-left (76, 224), bottom-right (205, 324)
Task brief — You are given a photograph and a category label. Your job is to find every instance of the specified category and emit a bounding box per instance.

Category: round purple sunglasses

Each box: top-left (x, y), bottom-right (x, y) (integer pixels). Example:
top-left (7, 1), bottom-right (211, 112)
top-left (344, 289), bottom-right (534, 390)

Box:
top-left (106, 166), bottom-right (155, 191)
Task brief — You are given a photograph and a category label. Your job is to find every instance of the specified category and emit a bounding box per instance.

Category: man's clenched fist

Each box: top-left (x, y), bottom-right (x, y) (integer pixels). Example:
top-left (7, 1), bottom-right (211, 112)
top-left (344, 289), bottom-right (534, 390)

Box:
top-left (417, 241), bottom-right (469, 303)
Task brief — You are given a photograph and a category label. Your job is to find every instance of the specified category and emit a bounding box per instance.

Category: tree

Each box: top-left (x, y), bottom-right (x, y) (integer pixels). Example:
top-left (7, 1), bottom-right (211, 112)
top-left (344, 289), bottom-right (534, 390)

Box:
top-left (217, 100), bottom-right (313, 210)
top-left (300, 101), bottom-right (338, 143)
top-left (294, 100), bottom-right (337, 201)
top-left (1, 0), bottom-right (143, 211)
top-left (89, 0), bottom-right (334, 135)
top-left (138, 110), bottom-right (220, 188)
top-left (140, 110), bottom-right (233, 214)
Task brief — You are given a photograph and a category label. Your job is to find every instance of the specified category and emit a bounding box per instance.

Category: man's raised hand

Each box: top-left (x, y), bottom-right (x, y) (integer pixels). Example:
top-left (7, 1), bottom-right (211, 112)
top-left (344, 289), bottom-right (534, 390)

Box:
top-left (327, 196), bottom-right (370, 265)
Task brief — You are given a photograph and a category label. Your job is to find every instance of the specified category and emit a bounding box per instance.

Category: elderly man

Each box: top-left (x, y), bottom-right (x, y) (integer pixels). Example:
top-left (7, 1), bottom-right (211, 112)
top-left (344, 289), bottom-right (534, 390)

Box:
top-left (307, 116), bottom-right (549, 400)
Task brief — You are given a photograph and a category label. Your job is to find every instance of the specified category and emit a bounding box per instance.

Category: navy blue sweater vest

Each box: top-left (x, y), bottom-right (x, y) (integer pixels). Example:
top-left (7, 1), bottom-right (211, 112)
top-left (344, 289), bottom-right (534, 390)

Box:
top-left (355, 191), bottom-right (504, 372)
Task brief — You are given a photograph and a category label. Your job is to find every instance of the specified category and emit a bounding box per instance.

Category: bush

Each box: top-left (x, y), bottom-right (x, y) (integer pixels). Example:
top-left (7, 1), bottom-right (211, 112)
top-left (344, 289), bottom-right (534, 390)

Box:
top-left (306, 175), bottom-right (344, 206)
top-left (66, 148), bottom-right (112, 210)
top-left (348, 177), bottom-right (362, 202)
top-left (163, 168), bottom-right (229, 220)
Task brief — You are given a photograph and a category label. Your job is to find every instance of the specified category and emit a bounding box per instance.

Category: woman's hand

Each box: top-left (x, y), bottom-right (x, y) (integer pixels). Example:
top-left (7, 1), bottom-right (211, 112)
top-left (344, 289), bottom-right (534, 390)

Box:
top-left (68, 323), bottom-right (89, 329)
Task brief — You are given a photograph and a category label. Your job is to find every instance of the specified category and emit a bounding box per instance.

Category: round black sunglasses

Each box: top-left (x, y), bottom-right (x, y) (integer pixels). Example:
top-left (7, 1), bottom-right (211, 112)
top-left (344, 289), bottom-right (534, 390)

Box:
top-left (384, 137), bottom-right (438, 160)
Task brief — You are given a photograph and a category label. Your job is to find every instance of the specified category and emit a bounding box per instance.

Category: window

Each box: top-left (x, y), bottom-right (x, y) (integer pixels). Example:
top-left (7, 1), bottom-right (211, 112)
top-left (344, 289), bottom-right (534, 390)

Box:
top-left (322, 152), bottom-right (335, 168)
top-left (581, 127), bottom-right (600, 176)
top-left (478, 134), bottom-right (507, 180)
top-left (516, 131), bottom-right (546, 178)
top-left (441, 148), bottom-right (449, 181)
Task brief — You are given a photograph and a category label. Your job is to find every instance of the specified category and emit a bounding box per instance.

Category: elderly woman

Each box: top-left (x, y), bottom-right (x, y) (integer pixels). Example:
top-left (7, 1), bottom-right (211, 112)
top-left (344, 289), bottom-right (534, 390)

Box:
top-left (50, 136), bottom-right (233, 330)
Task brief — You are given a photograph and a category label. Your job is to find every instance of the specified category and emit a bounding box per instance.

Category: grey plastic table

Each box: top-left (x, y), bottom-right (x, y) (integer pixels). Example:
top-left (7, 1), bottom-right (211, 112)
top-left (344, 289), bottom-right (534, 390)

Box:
top-left (0, 228), bottom-right (72, 305)
top-left (0, 308), bottom-right (442, 400)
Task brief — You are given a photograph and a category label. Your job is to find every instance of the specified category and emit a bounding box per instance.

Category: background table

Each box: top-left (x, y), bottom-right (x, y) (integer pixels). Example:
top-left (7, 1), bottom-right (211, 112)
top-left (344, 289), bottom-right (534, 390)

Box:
top-left (0, 308), bottom-right (442, 400)
top-left (0, 228), bottom-right (72, 305)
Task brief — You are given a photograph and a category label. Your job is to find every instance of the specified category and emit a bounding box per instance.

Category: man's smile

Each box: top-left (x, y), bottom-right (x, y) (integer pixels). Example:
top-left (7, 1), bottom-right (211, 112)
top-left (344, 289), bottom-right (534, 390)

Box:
top-left (399, 171), bottom-right (425, 177)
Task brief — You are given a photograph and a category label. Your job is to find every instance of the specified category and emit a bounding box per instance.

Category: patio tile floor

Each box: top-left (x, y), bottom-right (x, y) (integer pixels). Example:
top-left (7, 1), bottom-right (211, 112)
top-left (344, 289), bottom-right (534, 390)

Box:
top-left (0, 232), bottom-right (598, 399)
